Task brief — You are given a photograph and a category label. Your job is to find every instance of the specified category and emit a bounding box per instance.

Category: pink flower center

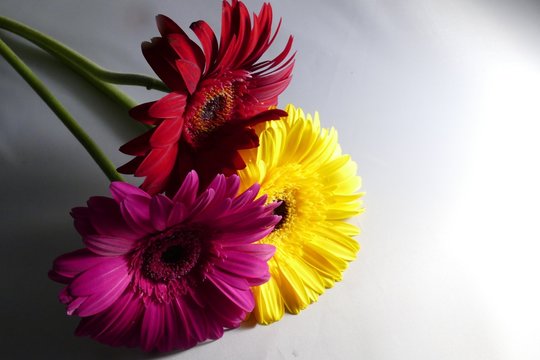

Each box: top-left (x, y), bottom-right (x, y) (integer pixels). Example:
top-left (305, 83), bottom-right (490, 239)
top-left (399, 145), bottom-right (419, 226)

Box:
top-left (140, 226), bottom-right (203, 283)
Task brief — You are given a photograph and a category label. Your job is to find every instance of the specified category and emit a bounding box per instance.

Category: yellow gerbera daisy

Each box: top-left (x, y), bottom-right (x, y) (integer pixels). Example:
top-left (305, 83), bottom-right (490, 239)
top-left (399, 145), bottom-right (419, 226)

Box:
top-left (237, 104), bottom-right (364, 325)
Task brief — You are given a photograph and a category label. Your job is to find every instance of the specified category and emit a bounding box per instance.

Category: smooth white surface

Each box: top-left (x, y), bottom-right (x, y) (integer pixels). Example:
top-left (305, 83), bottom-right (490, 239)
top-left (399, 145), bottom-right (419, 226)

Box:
top-left (1, 0), bottom-right (540, 359)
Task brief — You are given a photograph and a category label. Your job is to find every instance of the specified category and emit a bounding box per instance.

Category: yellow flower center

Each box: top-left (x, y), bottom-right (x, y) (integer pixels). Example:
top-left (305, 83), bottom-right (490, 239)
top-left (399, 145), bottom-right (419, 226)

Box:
top-left (259, 164), bottom-right (326, 252)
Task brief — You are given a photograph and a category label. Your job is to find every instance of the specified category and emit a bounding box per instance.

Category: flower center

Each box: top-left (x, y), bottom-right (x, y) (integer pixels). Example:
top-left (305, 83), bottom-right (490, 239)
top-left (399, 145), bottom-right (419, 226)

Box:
top-left (184, 83), bottom-right (235, 147)
top-left (273, 200), bottom-right (289, 231)
top-left (160, 245), bottom-right (187, 264)
top-left (200, 94), bottom-right (228, 121)
top-left (141, 227), bottom-right (202, 283)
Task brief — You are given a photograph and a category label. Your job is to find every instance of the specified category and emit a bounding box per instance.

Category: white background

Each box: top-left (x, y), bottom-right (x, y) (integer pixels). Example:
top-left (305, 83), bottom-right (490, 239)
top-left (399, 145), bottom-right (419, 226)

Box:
top-left (1, 0), bottom-right (540, 359)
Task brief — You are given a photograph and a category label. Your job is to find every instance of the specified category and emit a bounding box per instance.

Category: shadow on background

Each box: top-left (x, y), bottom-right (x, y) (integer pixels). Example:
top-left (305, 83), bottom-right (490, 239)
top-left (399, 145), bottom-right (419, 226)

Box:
top-left (0, 34), bottom-right (154, 359)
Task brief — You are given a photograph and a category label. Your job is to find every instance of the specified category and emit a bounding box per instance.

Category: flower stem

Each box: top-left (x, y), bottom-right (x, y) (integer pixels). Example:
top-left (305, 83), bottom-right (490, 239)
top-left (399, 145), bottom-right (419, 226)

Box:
top-left (0, 37), bottom-right (124, 182)
top-left (0, 15), bottom-right (169, 95)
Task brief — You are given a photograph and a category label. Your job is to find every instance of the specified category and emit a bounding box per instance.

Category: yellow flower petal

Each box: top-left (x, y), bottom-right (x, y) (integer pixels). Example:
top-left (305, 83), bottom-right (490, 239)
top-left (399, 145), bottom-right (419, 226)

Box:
top-left (278, 260), bottom-right (310, 313)
top-left (252, 274), bottom-right (285, 325)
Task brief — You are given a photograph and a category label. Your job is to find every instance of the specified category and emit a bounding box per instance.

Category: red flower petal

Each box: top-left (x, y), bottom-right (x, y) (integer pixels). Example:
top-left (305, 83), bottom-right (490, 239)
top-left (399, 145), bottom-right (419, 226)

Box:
top-left (135, 146), bottom-right (177, 179)
top-left (175, 59), bottom-right (201, 94)
top-left (190, 20), bottom-right (218, 72)
top-left (148, 92), bottom-right (187, 119)
top-left (116, 156), bottom-right (143, 174)
top-left (142, 38), bottom-right (184, 92)
top-left (156, 14), bottom-right (185, 36)
top-left (129, 102), bottom-right (160, 125)
top-left (149, 117), bottom-right (184, 148)
top-left (168, 33), bottom-right (205, 74)
top-left (118, 129), bottom-right (154, 156)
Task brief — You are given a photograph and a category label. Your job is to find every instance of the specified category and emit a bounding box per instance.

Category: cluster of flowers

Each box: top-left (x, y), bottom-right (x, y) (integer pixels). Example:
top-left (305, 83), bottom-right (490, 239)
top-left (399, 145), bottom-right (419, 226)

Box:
top-left (49, 0), bottom-right (363, 352)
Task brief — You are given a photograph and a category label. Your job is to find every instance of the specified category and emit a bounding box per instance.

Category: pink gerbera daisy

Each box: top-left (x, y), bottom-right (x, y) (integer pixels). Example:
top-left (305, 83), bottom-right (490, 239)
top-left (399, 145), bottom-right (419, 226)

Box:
top-left (49, 172), bottom-right (279, 352)
top-left (118, 0), bottom-right (295, 195)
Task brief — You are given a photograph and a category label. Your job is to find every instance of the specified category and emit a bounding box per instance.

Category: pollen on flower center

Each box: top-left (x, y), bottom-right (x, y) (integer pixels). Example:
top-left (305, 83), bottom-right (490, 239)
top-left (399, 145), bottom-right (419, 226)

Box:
top-left (141, 226), bottom-right (203, 283)
top-left (184, 83), bottom-right (236, 147)
top-left (200, 95), bottom-right (228, 121)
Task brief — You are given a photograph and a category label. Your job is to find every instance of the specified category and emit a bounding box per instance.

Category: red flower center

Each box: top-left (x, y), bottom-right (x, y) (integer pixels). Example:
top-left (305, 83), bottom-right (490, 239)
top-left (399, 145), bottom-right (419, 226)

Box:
top-left (140, 226), bottom-right (203, 283)
top-left (183, 82), bottom-right (236, 147)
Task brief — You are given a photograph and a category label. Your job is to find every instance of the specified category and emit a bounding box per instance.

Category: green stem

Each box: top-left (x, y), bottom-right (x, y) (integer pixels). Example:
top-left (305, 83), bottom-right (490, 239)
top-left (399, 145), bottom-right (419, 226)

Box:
top-left (68, 62), bottom-right (138, 111)
top-left (0, 37), bottom-right (124, 182)
top-left (0, 15), bottom-right (169, 96)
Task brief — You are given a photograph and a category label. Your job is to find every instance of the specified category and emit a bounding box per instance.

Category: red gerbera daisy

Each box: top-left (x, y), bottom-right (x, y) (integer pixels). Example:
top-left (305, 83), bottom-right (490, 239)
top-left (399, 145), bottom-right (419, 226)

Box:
top-left (119, 0), bottom-right (295, 195)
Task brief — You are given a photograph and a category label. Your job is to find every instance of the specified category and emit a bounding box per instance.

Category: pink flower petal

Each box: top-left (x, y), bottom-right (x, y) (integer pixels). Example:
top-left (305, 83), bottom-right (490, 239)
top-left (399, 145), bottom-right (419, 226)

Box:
top-left (224, 175), bottom-right (241, 198)
top-left (71, 207), bottom-right (95, 238)
top-left (69, 257), bottom-right (129, 297)
top-left (166, 202), bottom-right (188, 227)
top-left (184, 188), bottom-right (215, 221)
top-left (206, 272), bottom-right (254, 312)
top-left (172, 170), bottom-right (199, 205)
top-left (50, 249), bottom-right (107, 281)
top-left (141, 301), bottom-right (164, 352)
top-left (66, 296), bottom-right (87, 316)
top-left (230, 183), bottom-right (260, 209)
top-left (83, 234), bottom-right (136, 256)
top-left (223, 243), bottom-right (276, 261)
top-left (202, 281), bottom-right (248, 328)
top-left (87, 196), bottom-right (142, 239)
top-left (110, 182), bottom-right (150, 203)
top-left (215, 250), bottom-right (270, 285)
top-left (76, 274), bottom-right (130, 317)
top-left (177, 296), bottom-right (209, 343)
top-left (213, 227), bottom-right (274, 245)
top-left (215, 215), bottom-right (277, 233)
top-left (206, 174), bottom-right (227, 199)
top-left (149, 194), bottom-right (173, 231)
top-left (76, 291), bottom-right (143, 348)
top-left (120, 195), bottom-right (154, 234)
top-left (193, 198), bottom-right (232, 223)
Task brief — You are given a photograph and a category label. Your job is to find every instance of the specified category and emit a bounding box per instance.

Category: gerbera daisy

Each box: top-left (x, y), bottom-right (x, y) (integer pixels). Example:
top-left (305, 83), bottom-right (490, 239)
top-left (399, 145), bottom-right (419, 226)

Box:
top-left (119, 0), bottom-right (295, 195)
top-left (236, 104), bottom-right (364, 325)
top-left (49, 171), bottom-right (280, 352)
